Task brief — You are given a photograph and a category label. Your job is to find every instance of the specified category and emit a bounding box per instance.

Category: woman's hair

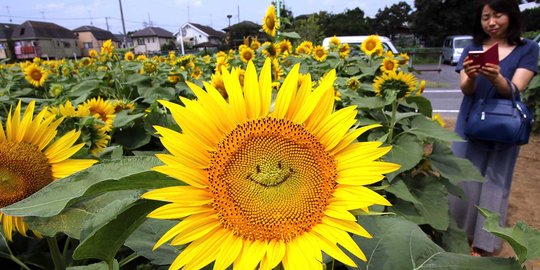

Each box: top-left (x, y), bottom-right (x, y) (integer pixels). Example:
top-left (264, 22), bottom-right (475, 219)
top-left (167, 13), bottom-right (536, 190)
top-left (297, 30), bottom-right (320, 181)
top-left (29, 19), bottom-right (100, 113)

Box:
top-left (472, 0), bottom-right (523, 46)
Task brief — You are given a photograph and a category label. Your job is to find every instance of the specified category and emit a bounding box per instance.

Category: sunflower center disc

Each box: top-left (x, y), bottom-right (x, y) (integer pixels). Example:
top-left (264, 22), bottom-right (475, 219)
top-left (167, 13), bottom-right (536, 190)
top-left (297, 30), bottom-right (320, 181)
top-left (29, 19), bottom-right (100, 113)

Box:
top-left (265, 17), bottom-right (275, 30)
top-left (30, 69), bottom-right (42, 81)
top-left (0, 141), bottom-right (54, 208)
top-left (208, 117), bottom-right (337, 242)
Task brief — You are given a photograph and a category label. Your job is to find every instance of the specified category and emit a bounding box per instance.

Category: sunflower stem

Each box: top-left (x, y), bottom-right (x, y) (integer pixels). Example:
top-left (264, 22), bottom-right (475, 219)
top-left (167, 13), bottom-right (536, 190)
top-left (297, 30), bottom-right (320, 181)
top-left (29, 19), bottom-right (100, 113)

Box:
top-left (47, 236), bottom-right (65, 270)
top-left (9, 254), bottom-right (32, 270)
top-left (62, 236), bottom-right (71, 262)
top-left (388, 99), bottom-right (398, 143)
top-left (118, 252), bottom-right (139, 268)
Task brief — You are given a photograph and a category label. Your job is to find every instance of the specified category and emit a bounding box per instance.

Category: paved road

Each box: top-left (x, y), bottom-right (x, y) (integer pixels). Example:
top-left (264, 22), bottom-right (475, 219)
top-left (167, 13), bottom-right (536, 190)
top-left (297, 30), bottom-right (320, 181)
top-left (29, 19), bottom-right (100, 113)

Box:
top-left (413, 64), bottom-right (462, 118)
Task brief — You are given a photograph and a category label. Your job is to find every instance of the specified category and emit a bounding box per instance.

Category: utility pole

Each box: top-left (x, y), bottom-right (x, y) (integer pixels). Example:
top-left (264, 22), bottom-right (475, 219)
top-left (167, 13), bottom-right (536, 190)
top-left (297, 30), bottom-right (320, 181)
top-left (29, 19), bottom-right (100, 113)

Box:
top-left (5, 6), bottom-right (12, 22)
top-left (118, 0), bottom-right (127, 48)
top-left (105, 17), bottom-right (110, 31)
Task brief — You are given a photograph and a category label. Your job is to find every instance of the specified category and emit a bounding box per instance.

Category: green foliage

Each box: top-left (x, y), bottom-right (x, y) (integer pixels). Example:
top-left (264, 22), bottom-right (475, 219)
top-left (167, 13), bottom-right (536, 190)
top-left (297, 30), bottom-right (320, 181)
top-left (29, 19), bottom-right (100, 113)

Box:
top-left (372, 1), bottom-right (413, 40)
top-left (351, 216), bottom-right (522, 270)
top-left (479, 207), bottom-right (540, 264)
top-left (522, 58), bottom-right (540, 134)
top-left (412, 0), bottom-right (477, 46)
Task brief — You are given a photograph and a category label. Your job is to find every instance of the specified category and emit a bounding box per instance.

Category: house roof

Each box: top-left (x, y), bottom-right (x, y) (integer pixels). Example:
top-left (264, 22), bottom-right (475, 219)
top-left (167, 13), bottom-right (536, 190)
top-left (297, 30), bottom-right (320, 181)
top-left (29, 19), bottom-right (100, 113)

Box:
top-left (222, 21), bottom-right (261, 32)
top-left (11, 20), bottom-right (77, 39)
top-left (0, 23), bottom-right (17, 40)
top-left (131, 27), bottom-right (174, 38)
top-left (72, 25), bottom-right (120, 42)
top-left (186, 23), bottom-right (226, 38)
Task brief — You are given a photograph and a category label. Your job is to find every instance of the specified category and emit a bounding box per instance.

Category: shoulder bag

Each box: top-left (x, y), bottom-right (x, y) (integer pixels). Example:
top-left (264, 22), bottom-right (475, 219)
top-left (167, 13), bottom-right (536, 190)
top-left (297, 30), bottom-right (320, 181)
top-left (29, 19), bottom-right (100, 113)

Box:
top-left (464, 78), bottom-right (534, 145)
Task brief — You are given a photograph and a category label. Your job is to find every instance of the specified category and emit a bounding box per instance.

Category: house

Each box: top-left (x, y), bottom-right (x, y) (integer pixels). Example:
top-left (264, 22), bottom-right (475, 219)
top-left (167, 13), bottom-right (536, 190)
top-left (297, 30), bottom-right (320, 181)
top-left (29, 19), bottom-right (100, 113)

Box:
top-left (0, 23), bottom-right (17, 60)
top-left (131, 27), bottom-right (174, 55)
top-left (222, 21), bottom-right (265, 48)
top-left (175, 22), bottom-right (225, 48)
top-left (114, 34), bottom-right (134, 48)
top-left (11, 20), bottom-right (81, 60)
top-left (73, 25), bottom-right (120, 57)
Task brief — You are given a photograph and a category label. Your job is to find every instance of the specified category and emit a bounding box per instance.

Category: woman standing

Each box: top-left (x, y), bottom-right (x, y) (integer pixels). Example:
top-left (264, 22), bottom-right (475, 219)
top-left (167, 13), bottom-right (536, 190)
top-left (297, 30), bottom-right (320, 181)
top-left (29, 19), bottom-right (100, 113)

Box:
top-left (449, 0), bottom-right (539, 256)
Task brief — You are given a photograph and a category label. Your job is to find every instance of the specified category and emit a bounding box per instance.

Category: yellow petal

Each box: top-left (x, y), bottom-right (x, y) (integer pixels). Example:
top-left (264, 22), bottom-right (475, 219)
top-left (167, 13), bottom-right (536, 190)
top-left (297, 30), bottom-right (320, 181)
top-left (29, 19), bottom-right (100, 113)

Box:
top-left (153, 165), bottom-right (208, 188)
top-left (243, 61), bottom-right (261, 120)
top-left (322, 216), bottom-right (372, 238)
top-left (51, 159), bottom-right (97, 179)
top-left (214, 232), bottom-right (243, 270)
top-left (272, 64), bottom-right (299, 119)
top-left (259, 58), bottom-right (272, 116)
top-left (330, 124), bottom-right (382, 155)
top-left (44, 131), bottom-right (83, 163)
top-left (152, 211), bottom-right (218, 249)
top-left (170, 227), bottom-right (223, 270)
top-left (234, 239), bottom-right (267, 270)
top-left (141, 186), bottom-right (212, 204)
top-left (311, 230), bottom-right (357, 267)
top-left (147, 204), bottom-right (212, 219)
top-left (222, 68), bottom-right (247, 123)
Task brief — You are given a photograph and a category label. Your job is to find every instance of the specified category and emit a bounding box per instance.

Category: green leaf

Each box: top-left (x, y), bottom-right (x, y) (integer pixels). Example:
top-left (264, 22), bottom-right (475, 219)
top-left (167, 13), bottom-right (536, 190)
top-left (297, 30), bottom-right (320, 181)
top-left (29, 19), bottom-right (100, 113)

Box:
top-left (393, 112), bottom-right (421, 123)
top-left (386, 177), bottom-right (421, 205)
top-left (66, 260), bottom-right (119, 270)
top-left (114, 123), bottom-right (151, 150)
top-left (429, 141), bottom-right (484, 183)
top-left (384, 133), bottom-right (424, 178)
top-left (2, 157), bottom-right (177, 217)
top-left (68, 79), bottom-right (101, 103)
top-left (404, 96), bottom-right (433, 117)
top-left (279, 31), bottom-right (301, 39)
top-left (113, 111), bottom-right (145, 128)
top-left (73, 200), bottom-right (161, 264)
top-left (352, 216), bottom-right (521, 270)
top-left (350, 96), bottom-right (391, 109)
top-left (479, 207), bottom-right (540, 264)
top-left (25, 190), bottom-right (142, 239)
top-left (388, 175), bottom-right (449, 230)
top-left (405, 116), bottom-right (463, 142)
top-left (125, 219), bottom-right (180, 265)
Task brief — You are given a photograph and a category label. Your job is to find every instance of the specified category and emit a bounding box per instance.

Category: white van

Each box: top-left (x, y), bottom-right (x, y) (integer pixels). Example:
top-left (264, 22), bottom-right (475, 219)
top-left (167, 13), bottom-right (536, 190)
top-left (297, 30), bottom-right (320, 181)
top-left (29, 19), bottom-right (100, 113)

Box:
top-left (442, 35), bottom-right (473, 65)
top-left (322, 36), bottom-right (399, 54)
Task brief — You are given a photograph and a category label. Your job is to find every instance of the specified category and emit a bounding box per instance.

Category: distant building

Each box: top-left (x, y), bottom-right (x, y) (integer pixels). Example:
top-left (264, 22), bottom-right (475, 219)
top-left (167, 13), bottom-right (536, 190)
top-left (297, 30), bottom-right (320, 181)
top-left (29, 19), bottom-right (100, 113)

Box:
top-left (0, 23), bottom-right (17, 60)
top-left (131, 27), bottom-right (174, 55)
top-left (11, 20), bottom-right (81, 60)
top-left (176, 22), bottom-right (226, 48)
top-left (73, 25), bottom-right (120, 57)
top-left (222, 21), bottom-right (265, 48)
top-left (114, 34), bottom-right (133, 49)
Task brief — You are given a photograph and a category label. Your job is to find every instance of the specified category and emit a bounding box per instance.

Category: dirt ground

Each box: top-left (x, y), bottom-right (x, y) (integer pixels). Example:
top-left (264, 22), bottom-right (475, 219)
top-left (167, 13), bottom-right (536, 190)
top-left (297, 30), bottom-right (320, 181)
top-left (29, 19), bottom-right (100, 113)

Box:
top-left (444, 118), bottom-right (540, 269)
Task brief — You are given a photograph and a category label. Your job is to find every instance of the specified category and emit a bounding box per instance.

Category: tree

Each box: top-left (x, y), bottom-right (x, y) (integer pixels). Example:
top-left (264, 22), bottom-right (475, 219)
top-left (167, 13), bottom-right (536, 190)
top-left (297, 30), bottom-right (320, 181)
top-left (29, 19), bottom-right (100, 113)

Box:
top-left (412, 0), bottom-right (476, 46)
top-left (289, 13), bottom-right (325, 44)
top-left (372, 2), bottom-right (412, 39)
top-left (319, 8), bottom-right (372, 37)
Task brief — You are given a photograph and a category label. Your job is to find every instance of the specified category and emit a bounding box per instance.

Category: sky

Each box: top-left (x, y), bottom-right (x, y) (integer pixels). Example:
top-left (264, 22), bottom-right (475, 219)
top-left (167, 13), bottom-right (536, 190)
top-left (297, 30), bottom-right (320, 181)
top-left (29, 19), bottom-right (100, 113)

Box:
top-left (1, 0), bottom-right (415, 35)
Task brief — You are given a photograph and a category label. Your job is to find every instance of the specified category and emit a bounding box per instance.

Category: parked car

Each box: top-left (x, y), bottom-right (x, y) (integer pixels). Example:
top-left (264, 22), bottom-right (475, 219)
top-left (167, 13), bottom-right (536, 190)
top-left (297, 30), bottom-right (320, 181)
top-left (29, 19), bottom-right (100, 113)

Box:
top-left (442, 35), bottom-right (473, 65)
top-left (322, 35), bottom-right (399, 55)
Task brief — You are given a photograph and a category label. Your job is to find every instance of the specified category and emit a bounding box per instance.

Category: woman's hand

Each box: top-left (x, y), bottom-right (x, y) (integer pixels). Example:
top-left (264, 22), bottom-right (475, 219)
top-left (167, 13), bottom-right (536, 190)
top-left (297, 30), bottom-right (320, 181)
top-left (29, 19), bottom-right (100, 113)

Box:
top-left (478, 62), bottom-right (501, 82)
top-left (462, 57), bottom-right (480, 80)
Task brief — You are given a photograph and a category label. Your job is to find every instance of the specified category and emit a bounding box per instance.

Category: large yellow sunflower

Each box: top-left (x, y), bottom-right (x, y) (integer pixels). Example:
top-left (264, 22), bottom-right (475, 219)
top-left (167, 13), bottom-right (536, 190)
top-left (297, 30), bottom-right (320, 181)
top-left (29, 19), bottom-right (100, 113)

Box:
top-left (79, 97), bottom-right (116, 132)
top-left (360, 35), bottom-right (383, 56)
top-left (312, 45), bottom-right (328, 62)
top-left (0, 101), bottom-right (97, 241)
top-left (239, 47), bottom-right (255, 63)
top-left (24, 63), bottom-right (48, 88)
top-left (142, 59), bottom-right (399, 270)
top-left (373, 70), bottom-right (418, 98)
top-left (262, 5), bottom-right (279, 37)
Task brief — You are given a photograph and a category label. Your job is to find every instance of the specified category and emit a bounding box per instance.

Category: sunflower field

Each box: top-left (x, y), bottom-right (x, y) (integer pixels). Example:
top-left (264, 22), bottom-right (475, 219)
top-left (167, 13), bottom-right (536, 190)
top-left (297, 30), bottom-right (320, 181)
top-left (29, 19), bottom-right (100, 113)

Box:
top-left (1, 5), bottom-right (539, 270)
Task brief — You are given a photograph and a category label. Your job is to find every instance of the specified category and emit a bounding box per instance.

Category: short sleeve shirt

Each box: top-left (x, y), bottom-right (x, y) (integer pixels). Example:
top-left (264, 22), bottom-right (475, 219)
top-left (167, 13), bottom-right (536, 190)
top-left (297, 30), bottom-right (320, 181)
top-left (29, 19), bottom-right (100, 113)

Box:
top-left (454, 39), bottom-right (539, 137)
